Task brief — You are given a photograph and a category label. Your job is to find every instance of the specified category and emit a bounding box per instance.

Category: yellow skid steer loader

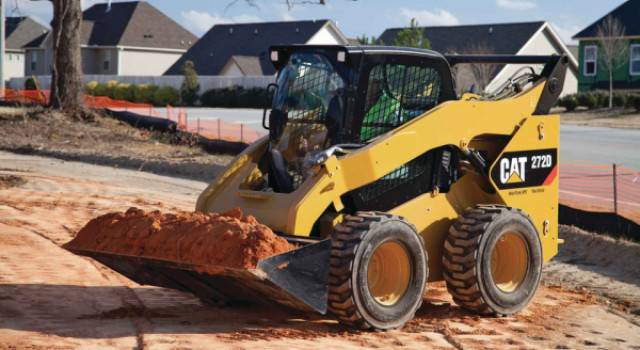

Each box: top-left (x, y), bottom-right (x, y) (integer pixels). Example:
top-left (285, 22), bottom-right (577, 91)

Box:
top-left (70, 45), bottom-right (567, 330)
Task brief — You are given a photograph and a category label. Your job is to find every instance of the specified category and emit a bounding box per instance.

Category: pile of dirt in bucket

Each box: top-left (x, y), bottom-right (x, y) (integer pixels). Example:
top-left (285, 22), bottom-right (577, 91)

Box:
top-left (64, 207), bottom-right (294, 269)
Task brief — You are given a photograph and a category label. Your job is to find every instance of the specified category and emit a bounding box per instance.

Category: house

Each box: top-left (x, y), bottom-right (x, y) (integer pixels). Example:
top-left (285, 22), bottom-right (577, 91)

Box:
top-left (572, 0), bottom-right (640, 92)
top-left (4, 16), bottom-right (49, 81)
top-left (25, 1), bottom-right (196, 77)
top-left (165, 19), bottom-right (349, 76)
top-left (379, 21), bottom-right (579, 96)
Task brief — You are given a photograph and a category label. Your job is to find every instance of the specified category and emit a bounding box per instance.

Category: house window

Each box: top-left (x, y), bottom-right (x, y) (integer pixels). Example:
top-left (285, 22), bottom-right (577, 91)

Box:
top-left (31, 52), bottom-right (37, 71)
top-left (103, 50), bottom-right (111, 71)
top-left (584, 45), bottom-right (597, 76)
top-left (631, 45), bottom-right (640, 76)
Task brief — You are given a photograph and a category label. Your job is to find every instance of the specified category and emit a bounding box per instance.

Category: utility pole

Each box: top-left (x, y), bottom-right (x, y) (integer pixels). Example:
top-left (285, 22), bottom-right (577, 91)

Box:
top-left (0, 0), bottom-right (5, 97)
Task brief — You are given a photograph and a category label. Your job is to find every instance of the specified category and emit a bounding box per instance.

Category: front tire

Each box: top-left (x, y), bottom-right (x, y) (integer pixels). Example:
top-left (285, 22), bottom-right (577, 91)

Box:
top-left (442, 205), bottom-right (543, 315)
top-left (328, 212), bottom-right (427, 330)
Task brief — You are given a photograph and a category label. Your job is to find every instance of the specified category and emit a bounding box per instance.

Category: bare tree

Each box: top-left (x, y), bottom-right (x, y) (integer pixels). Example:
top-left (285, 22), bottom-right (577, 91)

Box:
top-left (596, 15), bottom-right (628, 109)
top-left (467, 43), bottom-right (497, 92)
top-left (449, 43), bottom-right (497, 94)
top-left (48, 0), bottom-right (84, 112)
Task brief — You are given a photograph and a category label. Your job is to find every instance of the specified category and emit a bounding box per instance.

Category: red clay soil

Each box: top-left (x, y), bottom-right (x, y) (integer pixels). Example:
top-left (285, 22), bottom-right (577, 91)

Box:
top-left (64, 207), bottom-right (294, 269)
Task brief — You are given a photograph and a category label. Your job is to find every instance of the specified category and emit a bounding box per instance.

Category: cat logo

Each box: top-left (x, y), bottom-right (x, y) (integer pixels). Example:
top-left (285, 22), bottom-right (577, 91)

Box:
top-left (491, 149), bottom-right (557, 190)
top-left (499, 157), bottom-right (527, 184)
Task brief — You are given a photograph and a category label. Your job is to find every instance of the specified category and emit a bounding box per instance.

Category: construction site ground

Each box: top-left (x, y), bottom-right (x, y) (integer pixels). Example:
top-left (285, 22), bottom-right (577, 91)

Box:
top-left (559, 108), bottom-right (640, 130)
top-left (1, 151), bottom-right (639, 350)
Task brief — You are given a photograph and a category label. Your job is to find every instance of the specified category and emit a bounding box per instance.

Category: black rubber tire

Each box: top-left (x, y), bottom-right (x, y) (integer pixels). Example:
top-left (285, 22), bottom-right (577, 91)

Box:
top-left (442, 205), bottom-right (543, 316)
top-left (327, 212), bottom-right (427, 330)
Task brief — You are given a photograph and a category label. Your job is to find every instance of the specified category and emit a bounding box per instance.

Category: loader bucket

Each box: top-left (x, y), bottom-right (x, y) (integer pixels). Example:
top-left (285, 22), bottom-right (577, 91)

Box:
top-left (67, 239), bottom-right (331, 314)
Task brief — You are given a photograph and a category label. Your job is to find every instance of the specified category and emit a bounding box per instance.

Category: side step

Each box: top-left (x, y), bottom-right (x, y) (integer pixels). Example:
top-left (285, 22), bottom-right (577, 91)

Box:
top-left (67, 239), bottom-right (331, 314)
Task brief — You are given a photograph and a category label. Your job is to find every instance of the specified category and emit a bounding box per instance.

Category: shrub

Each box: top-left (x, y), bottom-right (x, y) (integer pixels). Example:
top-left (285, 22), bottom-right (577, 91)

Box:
top-left (85, 80), bottom-right (99, 95)
top-left (612, 92), bottom-right (627, 108)
top-left (627, 93), bottom-right (640, 111)
top-left (624, 93), bottom-right (637, 109)
top-left (153, 86), bottom-right (180, 106)
top-left (24, 76), bottom-right (39, 90)
top-left (180, 60), bottom-right (200, 106)
top-left (558, 94), bottom-right (578, 112)
top-left (589, 90), bottom-right (608, 108)
top-left (201, 86), bottom-right (270, 108)
top-left (576, 92), bottom-right (598, 109)
top-left (113, 83), bottom-right (134, 101)
top-left (105, 80), bottom-right (119, 98)
top-left (132, 84), bottom-right (158, 104)
top-left (93, 83), bottom-right (110, 97)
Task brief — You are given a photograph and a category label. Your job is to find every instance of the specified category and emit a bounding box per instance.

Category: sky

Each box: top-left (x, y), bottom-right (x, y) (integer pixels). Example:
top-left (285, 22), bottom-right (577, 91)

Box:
top-left (8, 0), bottom-right (627, 44)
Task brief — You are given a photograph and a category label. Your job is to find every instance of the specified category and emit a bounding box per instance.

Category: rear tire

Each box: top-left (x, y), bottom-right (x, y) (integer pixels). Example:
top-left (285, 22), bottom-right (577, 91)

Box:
top-left (328, 212), bottom-right (427, 330)
top-left (442, 205), bottom-right (542, 316)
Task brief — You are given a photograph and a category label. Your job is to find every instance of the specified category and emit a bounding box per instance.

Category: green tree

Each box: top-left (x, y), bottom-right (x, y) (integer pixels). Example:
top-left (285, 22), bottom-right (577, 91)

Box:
top-left (180, 60), bottom-right (200, 105)
top-left (357, 34), bottom-right (384, 46)
top-left (393, 18), bottom-right (430, 49)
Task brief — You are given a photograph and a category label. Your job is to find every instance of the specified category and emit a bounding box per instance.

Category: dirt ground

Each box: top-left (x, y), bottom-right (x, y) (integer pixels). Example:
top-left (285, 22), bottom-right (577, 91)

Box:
top-left (1, 151), bottom-right (639, 350)
top-left (558, 107), bottom-right (640, 129)
top-left (0, 107), bottom-right (233, 182)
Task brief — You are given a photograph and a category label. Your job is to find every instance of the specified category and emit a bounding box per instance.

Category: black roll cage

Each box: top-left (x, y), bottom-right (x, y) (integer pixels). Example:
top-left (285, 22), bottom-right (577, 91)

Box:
top-left (266, 46), bottom-right (569, 142)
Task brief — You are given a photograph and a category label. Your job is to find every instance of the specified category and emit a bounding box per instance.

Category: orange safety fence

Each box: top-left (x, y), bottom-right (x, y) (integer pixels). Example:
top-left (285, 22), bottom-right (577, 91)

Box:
top-left (3, 89), bottom-right (49, 105)
top-left (560, 164), bottom-right (640, 224)
top-left (2, 89), bottom-right (266, 143)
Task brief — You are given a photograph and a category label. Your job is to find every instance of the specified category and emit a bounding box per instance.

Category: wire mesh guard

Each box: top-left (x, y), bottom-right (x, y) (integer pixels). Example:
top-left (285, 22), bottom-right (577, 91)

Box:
top-left (353, 152), bottom-right (435, 207)
top-left (350, 63), bottom-right (442, 208)
top-left (360, 64), bottom-right (441, 141)
top-left (272, 53), bottom-right (345, 189)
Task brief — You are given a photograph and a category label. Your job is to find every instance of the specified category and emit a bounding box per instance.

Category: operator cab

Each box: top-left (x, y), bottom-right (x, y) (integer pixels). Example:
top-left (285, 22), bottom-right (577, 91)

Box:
top-left (261, 45), bottom-right (457, 194)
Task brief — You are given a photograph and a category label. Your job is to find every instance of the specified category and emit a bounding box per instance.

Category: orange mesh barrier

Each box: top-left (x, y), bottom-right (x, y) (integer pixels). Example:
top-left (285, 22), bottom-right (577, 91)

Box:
top-left (3, 89), bottom-right (267, 144)
top-left (560, 164), bottom-right (640, 224)
top-left (3, 89), bottom-right (49, 105)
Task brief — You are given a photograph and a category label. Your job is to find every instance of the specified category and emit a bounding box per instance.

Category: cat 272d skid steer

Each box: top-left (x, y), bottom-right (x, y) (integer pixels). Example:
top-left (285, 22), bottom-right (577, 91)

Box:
top-left (72, 45), bottom-right (567, 330)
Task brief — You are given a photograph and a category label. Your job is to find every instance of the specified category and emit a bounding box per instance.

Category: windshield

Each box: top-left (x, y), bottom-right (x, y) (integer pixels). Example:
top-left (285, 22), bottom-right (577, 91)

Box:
top-left (268, 52), bottom-right (349, 189)
top-left (273, 52), bottom-right (346, 125)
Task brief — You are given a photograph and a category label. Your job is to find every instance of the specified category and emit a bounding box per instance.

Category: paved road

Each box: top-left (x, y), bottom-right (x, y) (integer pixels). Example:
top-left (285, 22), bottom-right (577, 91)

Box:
top-left (159, 108), bottom-right (640, 171)
top-left (560, 125), bottom-right (640, 170)
top-left (156, 107), bottom-right (264, 127)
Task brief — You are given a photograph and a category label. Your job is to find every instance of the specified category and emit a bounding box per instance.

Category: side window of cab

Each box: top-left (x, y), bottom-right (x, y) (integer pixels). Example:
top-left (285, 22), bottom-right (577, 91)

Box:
top-left (360, 63), bottom-right (441, 141)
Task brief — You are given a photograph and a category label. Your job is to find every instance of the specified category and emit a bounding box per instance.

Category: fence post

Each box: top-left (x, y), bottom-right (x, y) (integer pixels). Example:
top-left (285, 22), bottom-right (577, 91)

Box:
top-left (613, 163), bottom-right (618, 215)
top-left (197, 118), bottom-right (200, 136)
top-left (217, 119), bottom-right (221, 140)
top-left (240, 123), bottom-right (244, 143)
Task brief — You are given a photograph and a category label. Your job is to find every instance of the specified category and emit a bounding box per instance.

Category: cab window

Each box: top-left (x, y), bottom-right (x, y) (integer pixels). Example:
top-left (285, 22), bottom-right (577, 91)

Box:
top-left (360, 63), bottom-right (441, 141)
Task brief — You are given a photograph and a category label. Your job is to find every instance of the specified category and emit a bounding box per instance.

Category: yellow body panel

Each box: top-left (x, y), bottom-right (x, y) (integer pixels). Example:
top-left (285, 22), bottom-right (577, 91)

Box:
top-left (196, 82), bottom-right (559, 281)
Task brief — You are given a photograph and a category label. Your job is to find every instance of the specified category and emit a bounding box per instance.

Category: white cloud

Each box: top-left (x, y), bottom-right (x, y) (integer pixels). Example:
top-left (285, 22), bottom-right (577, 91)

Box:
top-left (400, 8), bottom-right (459, 26)
top-left (8, 0), bottom-right (53, 26)
top-left (180, 10), bottom-right (261, 35)
top-left (496, 0), bottom-right (537, 10)
top-left (549, 22), bottom-right (582, 45)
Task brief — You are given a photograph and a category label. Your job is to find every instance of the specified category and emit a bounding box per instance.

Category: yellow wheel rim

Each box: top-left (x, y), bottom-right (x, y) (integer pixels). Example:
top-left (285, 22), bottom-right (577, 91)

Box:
top-left (491, 231), bottom-right (529, 293)
top-left (367, 241), bottom-right (411, 306)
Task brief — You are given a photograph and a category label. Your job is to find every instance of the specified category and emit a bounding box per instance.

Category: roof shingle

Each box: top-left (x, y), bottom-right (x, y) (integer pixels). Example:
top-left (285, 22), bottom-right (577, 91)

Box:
top-left (5, 17), bottom-right (49, 50)
top-left (573, 0), bottom-right (640, 39)
top-left (81, 1), bottom-right (196, 50)
top-left (378, 21), bottom-right (545, 55)
top-left (164, 20), bottom-right (336, 75)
